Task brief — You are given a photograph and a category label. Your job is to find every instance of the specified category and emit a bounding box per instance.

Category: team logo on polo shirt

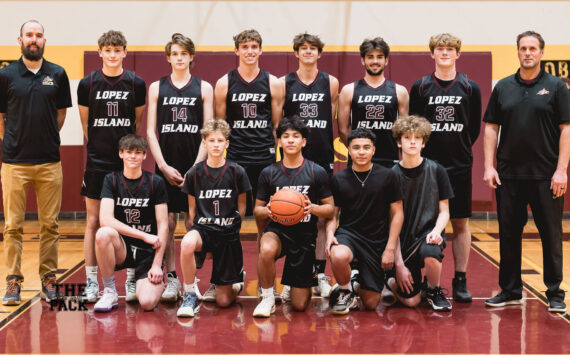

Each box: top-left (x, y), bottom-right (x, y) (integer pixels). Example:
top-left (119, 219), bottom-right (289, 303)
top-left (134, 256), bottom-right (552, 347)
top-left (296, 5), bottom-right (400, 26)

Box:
top-left (42, 76), bottom-right (54, 86)
top-left (537, 88), bottom-right (550, 95)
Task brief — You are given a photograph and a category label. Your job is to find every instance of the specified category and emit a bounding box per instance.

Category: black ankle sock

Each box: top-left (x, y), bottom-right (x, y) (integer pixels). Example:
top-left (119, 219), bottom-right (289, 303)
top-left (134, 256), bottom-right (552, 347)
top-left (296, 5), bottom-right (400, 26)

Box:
top-left (455, 271), bottom-right (466, 279)
top-left (167, 271), bottom-right (178, 279)
top-left (315, 260), bottom-right (326, 274)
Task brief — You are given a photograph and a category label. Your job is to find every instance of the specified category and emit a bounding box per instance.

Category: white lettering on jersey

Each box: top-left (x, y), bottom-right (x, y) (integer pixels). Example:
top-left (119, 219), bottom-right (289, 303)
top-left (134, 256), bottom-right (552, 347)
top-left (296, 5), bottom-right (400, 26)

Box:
top-left (196, 217), bottom-right (235, 226)
top-left (356, 121), bottom-right (393, 130)
top-left (232, 120), bottom-right (269, 129)
top-left (132, 224), bottom-right (151, 232)
top-left (161, 97), bottom-right (197, 106)
top-left (427, 96), bottom-right (463, 105)
top-left (430, 123), bottom-right (464, 132)
top-left (160, 124), bottom-right (199, 133)
top-left (276, 185), bottom-right (310, 195)
top-left (305, 120), bottom-right (327, 128)
top-left (231, 93), bottom-right (267, 102)
top-left (93, 118), bottom-right (132, 127)
top-left (198, 189), bottom-right (233, 199)
top-left (357, 95), bottom-right (392, 104)
top-left (291, 93), bottom-right (325, 102)
top-left (116, 198), bottom-right (150, 207)
top-left (95, 91), bottom-right (130, 100)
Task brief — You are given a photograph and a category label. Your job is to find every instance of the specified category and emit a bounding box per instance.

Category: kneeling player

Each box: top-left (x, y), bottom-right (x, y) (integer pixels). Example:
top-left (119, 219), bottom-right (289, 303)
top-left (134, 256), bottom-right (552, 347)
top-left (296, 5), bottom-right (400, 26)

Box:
top-left (177, 119), bottom-right (251, 317)
top-left (94, 135), bottom-right (168, 312)
top-left (326, 128), bottom-right (403, 315)
top-left (254, 116), bottom-right (334, 317)
top-left (388, 115), bottom-right (453, 312)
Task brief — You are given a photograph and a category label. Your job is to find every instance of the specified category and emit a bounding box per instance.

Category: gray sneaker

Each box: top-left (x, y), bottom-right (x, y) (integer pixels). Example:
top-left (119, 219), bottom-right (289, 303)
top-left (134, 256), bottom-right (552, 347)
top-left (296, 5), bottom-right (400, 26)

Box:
top-left (82, 279), bottom-right (99, 304)
top-left (161, 276), bottom-right (181, 303)
top-left (125, 279), bottom-right (137, 303)
top-left (177, 291), bottom-right (200, 318)
top-left (41, 274), bottom-right (62, 302)
top-left (2, 276), bottom-right (22, 306)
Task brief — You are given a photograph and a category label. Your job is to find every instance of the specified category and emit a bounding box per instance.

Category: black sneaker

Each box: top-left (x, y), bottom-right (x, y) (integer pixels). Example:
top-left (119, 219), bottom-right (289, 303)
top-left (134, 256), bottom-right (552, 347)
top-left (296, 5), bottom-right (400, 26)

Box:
top-left (485, 291), bottom-right (522, 307)
top-left (41, 274), bottom-right (62, 302)
top-left (452, 276), bottom-right (472, 303)
top-left (547, 297), bottom-right (567, 313)
top-left (426, 286), bottom-right (452, 312)
top-left (330, 288), bottom-right (356, 315)
top-left (2, 276), bottom-right (22, 306)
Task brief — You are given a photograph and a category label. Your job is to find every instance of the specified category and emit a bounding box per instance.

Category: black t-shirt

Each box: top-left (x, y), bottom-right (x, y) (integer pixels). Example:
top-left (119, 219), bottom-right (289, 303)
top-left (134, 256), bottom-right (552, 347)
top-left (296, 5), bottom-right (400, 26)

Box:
top-left (284, 71), bottom-right (333, 169)
top-left (351, 79), bottom-right (400, 166)
top-left (409, 73), bottom-right (482, 175)
top-left (77, 70), bottom-right (146, 171)
top-left (483, 69), bottom-right (570, 179)
top-left (182, 160), bottom-right (251, 234)
top-left (155, 75), bottom-right (204, 172)
top-left (256, 160), bottom-right (331, 239)
top-left (392, 159), bottom-right (454, 257)
top-left (100, 170), bottom-right (168, 249)
top-left (225, 69), bottom-right (274, 166)
top-left (0, 58), bottom-right (72, 163)
top-left (331, 164), bottom-right (402, 248)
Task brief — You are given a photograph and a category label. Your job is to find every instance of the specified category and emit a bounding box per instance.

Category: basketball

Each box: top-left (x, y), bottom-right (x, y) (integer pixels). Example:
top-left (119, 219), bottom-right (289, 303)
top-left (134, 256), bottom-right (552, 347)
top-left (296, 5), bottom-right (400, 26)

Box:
top-left (269, 188), bottom-right (306, 226)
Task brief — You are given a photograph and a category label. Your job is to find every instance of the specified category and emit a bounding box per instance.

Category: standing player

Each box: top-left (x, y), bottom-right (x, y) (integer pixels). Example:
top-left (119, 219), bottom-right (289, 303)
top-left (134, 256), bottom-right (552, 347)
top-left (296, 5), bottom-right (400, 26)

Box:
top-left (214, 29), bottom-right (284, 216)
top-left (177, 119), bottom-right (251, 317)
top-left (93, 134), bottom-right (168, 312)
top-left (338, 37), bottom-right (409, 168)
top-left (326, 128), bottom-right (403, 315)
top-left (253, 116), bottom-right (334, 317)
top-left (388, 115), bottom-right (454, 312)
top-left (147, 33), bottom-right (214, 303)
top-left (78, 30), bottom-right (146, 303)
top-left (409, 33), bottom-right (482, 302)
top-left (282, 33), bottom-right (339, 299)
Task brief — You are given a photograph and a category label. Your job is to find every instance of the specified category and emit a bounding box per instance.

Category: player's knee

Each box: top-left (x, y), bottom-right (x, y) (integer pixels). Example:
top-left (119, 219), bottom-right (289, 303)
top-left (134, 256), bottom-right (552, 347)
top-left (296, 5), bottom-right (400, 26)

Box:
top-left (259, 240), bottom-right (278, 259)
top-left (86, 213), bottom-right (99, 229)
top-left (362, 295), bottom-right (380, 310)
top-left (291, 297), bottom-right (310, 312)
top-left (216, 294), bottom-right (234, 308)
top-left (95, 227), bottom-right (115, 246)
top-left (167, 215), bottom-right (177, 234)
top-left (139, 297), bottom-right (158, 311)
top-left (180, 235), bottom-right (197, 254)
top-left (424, 256), bottom-right (440, 268)
top-left (400, 295), bottom-right (421, 308)
top-left (330, 246), bottom-right (351, 264)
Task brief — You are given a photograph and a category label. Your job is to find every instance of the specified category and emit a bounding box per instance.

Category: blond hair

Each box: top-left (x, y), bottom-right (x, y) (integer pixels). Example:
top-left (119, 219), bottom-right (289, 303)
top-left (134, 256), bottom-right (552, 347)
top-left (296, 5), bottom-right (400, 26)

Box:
top-left (201, 119), bottom-right (231, 139)
top-left (429, 33), bottom-right (461, 53)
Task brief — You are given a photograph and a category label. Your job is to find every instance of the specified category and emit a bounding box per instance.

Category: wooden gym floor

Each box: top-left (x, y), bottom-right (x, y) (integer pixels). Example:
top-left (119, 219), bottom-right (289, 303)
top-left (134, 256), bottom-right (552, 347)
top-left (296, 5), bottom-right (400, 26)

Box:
top-left (0, 219), bottom-right (569, 354)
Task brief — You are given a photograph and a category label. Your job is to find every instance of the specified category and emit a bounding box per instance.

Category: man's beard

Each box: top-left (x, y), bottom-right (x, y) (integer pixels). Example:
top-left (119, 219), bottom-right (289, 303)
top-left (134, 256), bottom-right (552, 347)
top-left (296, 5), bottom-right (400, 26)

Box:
top-left (21, 43), bottom-right (44, 61)
top-left (365, 67), bottom-right (384, 76)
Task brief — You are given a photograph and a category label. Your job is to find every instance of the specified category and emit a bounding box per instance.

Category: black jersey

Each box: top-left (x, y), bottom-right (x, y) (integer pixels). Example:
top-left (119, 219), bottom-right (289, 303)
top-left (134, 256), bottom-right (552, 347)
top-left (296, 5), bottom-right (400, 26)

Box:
top-left (392, 159), bottom-right (454, 257)
top-left (182, 160), bottom-right (251, 234)
top-left (284, 71), bottom-right (333, 169)
top-left (225, 69), bottom-right (274, 166)
top-left (331, 164), bottom-right (402, 248)
top-left (156, 75), bottom-right (203, 172)
top-left (257, 160), bottom-right (331, 238)
top-left (79, 70), bottom-right (146, 171)
top-left (410, 73), bottom-right (482, 174)
top-left (100, 171), bottom-right (168, 249)
top-left (351, 79), bottom-right (400, 165)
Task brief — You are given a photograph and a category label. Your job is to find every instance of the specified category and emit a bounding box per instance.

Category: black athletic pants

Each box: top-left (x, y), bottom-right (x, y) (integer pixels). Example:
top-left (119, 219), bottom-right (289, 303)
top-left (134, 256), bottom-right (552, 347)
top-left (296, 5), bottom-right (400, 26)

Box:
top-left (496, 179), bottom-right (565, 300)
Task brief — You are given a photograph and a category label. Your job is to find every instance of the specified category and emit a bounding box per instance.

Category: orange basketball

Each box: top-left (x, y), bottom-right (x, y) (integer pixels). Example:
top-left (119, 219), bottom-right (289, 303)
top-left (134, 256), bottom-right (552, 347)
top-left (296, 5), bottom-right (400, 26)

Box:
top-left (269, 188), bottom-right (306, 226)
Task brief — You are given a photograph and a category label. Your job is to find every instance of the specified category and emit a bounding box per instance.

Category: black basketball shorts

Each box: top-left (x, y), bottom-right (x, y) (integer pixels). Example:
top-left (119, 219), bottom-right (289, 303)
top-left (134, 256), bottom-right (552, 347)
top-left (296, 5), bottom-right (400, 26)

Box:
top-left (81, 169), bottom-right (110, 199)
top-left (115, 237), bottom-right (156, 281)
top-left (448, 170), bottom-right (472, 219)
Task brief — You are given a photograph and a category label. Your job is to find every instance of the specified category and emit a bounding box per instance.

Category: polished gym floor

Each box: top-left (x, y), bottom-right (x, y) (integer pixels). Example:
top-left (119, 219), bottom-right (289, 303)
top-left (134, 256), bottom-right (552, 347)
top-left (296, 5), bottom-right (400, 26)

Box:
top-left (0, 219), bottom-right (569, 354)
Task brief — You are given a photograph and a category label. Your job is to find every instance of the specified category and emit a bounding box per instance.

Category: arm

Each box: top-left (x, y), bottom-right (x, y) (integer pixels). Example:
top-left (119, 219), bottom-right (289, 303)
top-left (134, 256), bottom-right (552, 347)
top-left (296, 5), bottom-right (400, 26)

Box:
top-left (99, 197), bottom-right (161, 248)
top-left (394, 238), bottom-right (414, 294)
top-left (395, 84), bottom-right (409, 117)
top-left (214, 75), bottom-right (228, 119)
top-left (330, 75), bottom-right (339, 121)
top-left (253, 198), bottom-right (271, 238)
top-left (383, 200), bottom-right (404, 269)
top-left (187, 194), bottom-right (196, 229)
top-left (270, 75), bottom-right (285, 148)
top-left (337, 84), bottom-right (354, 146)
top-left (79, 105), bottom-right (89, 139)
top-left (146, 82), bottom-right (184, 187)
top-left (551, 123), bottom-right (570, 197)
top-left (483, 123), bottom-right (501, 189)
top-left (57, 108), bottom-right (67, 131)
top-left (0, 112), bottom-right (5, 140)
top-left (193, 80), bottom-right (215, 165)
top-left (148, 203), bottom-right (169, 284)
top-left (426, 199), bottom-right (450, 245)
top-left (135, 105), bottom-right (145, 134)
top-left (304, 195), bottom-right (334, 219)
top-left (324, 206), bottom-right (340, 257)
top-left (237, 192), bottom-right (247, 219)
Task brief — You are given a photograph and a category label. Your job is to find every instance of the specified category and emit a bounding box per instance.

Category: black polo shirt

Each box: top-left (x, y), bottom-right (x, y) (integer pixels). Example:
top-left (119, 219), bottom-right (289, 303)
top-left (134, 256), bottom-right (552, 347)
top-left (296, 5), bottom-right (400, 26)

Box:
top-left (483, 69), bottom-right (570, 179)
top-left (0, 57), bottom-right (72, 163)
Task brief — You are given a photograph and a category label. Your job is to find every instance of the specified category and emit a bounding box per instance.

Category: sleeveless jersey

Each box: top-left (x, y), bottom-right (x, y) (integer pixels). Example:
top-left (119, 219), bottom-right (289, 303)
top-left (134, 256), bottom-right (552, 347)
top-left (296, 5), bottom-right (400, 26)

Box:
top-left (156, 76), bottom-right (203, 172)
top-left (184, 161), bottom-right (249, 234)
top-left (415, 73), bottom-right (473, 174)
top-left (351, 79), bottom-right (400, 165)
top-left (86, 70), bottom-right (139, 171)
top-left (225, 69), bottom-right (274, 166)
top-left (257, 160), bottom-right (331, 239)
top-left (284, 71), bottom-right (333, 169)
top-left (109, 171), bottom-right (162, 249)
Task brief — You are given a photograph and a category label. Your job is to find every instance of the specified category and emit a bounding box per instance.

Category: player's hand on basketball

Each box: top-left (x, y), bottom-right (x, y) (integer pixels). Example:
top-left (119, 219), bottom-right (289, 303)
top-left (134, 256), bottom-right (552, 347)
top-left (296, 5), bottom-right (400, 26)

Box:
top-left (144, 234), bottom-right (161, 249)
top-left (303, 195), bottom-right (312, 216)
top-left (161, 165), bottom-right (184, 187)
top-left (483, 167), bottom-right (501, 189)
top-left (265, 202), bottom-right (278, 222)
top-left (551, 169), bottom-right (567, 198)
top-left (147, 265), bottom-right (164, 284)
top-left (395, 264), bottom-right (414, 295)
top-left (325, 235), bottom-right (338, 257)
top-left (426, 231), bottom-right (443, 245)
top-left (382, 248), bottom-right (395, 269)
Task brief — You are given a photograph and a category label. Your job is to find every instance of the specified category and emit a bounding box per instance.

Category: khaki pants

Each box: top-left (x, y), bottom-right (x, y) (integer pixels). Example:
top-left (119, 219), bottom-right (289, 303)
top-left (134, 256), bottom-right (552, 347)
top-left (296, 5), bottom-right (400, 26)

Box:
top-left (2, 162), bottom-right (63, 281)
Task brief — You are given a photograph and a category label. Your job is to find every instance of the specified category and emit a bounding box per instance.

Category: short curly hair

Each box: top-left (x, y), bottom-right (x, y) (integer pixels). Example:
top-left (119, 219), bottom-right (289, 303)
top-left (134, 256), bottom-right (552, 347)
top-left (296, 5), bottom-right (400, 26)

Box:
top-left (392, 115), bottom-right (432, 143)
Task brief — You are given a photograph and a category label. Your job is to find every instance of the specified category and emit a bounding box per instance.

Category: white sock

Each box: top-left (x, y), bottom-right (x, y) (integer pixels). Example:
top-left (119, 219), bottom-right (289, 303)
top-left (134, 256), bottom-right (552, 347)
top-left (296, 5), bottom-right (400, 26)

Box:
top-left (183, 283), bottom-right (197, 293)
top-left (317, 273), bottom-right (326, 280)
top-left (126, 268), bottom-right (135, 281)
top-left (427, 280), bottom-right (438, 289)
top-left (339, 282), bottom-right (353, 291)
top-left (261, 287), bottom-right (274, 298)
top-left (86, 266), bottom-right (98, 282)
